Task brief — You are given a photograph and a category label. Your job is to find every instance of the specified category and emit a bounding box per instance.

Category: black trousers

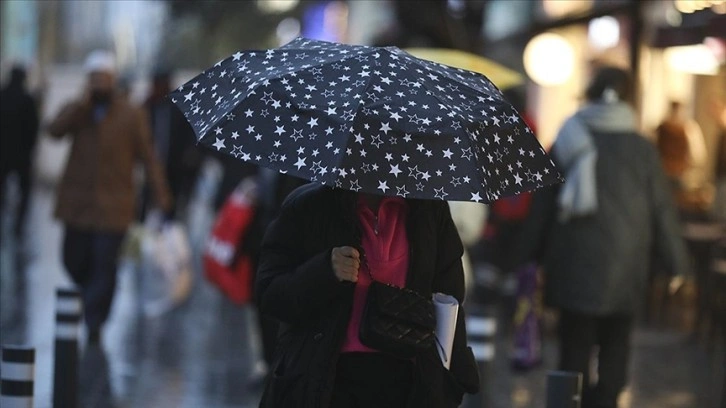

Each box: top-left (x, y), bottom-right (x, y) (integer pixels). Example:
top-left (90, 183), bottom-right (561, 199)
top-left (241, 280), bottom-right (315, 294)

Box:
top-left (558, 311), bottom-right (633, 408)
top-left (62, 227), bottom-right (125, 332)
top-left (330, 352), bottom-right (413, 408)
top-left (0, 164), bottom-right (32, 238)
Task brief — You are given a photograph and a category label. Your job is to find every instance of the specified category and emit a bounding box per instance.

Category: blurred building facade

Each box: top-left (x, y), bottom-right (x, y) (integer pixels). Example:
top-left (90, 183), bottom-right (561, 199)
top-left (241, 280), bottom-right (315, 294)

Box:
top-left (1, 0), bottom-right (167, 78)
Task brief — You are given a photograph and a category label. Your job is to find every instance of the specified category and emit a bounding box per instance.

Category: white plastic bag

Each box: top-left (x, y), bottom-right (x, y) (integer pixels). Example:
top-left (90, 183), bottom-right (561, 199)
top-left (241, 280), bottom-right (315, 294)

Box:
top-left (139, 216), bottom-right (193, 317)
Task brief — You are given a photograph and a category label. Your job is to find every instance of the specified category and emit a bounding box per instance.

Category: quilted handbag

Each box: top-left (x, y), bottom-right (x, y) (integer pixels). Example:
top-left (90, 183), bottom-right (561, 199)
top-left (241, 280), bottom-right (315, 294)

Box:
top-left (359, 280), bottom-right (436, 358)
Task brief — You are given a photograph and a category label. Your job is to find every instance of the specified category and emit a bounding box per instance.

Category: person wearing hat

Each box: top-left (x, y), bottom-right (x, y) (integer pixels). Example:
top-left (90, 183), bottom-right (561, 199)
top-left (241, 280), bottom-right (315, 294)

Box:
top-left (48, 50), bottom-right (172, 344)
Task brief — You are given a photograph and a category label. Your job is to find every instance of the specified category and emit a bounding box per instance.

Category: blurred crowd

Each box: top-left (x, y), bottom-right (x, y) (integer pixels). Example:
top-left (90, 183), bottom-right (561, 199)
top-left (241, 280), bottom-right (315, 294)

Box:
top-left (1, 32), bottom-right (725, 408)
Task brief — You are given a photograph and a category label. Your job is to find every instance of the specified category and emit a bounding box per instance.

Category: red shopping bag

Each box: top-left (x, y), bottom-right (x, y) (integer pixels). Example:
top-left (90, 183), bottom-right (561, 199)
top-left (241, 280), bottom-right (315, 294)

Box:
top-left (203, 182), bottom-right (256, 304)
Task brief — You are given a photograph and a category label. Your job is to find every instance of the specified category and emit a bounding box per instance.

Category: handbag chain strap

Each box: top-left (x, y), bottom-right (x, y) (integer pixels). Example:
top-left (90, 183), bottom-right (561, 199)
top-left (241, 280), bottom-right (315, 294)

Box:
top-left (358, 246), bottom-right (374, 280)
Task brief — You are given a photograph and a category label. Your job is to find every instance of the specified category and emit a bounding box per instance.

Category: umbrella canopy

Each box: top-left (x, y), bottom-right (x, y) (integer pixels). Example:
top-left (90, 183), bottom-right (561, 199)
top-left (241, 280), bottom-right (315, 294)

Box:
top-left (404, 48), bottom-right (523, 91)
top-left (170, 37), bottom-right (560, 203)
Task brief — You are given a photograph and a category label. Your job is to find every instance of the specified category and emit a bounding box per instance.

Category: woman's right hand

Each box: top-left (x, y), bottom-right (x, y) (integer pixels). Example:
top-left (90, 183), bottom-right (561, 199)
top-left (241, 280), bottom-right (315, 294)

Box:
top-left (331, 246), bottom-right (360, 282)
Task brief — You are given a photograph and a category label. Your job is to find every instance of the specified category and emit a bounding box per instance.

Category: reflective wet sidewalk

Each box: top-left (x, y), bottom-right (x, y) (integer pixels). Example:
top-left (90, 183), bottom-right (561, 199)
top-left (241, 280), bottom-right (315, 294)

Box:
top-left (0, 183), bottom-right (266, 408)
top-left (2, 181), bottom-right (723, 408)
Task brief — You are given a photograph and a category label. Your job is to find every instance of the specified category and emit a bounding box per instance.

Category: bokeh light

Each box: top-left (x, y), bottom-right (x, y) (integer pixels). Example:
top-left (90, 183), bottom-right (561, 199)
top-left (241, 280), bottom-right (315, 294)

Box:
top-left (524, 32), bottom-right (575, 86)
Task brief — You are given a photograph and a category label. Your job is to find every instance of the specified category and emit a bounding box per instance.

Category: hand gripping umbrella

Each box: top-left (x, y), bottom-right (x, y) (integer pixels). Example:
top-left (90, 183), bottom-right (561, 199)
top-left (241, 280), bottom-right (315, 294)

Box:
top-left (170, 37), bottom-right (561, 203)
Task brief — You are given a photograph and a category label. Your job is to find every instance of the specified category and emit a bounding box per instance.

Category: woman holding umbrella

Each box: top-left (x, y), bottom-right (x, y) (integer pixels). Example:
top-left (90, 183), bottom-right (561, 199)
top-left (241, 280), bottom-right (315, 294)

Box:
top-left (256, 185), bottom-right (478, 407)
top-left (170, 38), bottom-right (560, 407)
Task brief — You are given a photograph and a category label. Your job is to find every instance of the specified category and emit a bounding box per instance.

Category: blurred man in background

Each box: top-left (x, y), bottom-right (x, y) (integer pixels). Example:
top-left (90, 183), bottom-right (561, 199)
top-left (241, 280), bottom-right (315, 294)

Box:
top-left (0, 65), bottom-right (40, 241)
top-left (48, 50), bottom-right (171, 344)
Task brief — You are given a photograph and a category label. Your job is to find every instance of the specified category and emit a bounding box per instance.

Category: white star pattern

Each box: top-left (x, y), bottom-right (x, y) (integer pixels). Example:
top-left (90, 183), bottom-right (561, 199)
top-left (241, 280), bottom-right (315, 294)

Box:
top-left (390, 164), bottom-right (402, 177)
top-left (213, 138), bottom-right (226, 150)
top-left (378, 180), bottom-right (389, 193)
top-left (434, 187), bottom-right (448, 200)
top-left (294, 156), bottom-right (306, 170)
top-left (170, 37), bottom-right (560, 203)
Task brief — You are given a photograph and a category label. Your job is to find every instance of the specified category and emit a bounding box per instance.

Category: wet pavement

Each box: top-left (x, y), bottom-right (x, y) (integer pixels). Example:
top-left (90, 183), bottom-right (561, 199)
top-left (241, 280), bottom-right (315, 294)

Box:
top-left (1, 183), bottom-right (266, 408)
top-left (1, 180), bottom-right (724, 408)
top-left (0, 66), bottom-right (723, 408)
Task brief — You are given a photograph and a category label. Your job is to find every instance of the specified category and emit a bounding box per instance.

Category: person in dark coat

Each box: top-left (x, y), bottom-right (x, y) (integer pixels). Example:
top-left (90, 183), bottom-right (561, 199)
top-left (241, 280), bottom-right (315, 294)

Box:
top-left (245, 169), bottom-right (307, 373)
top-left (256, 184), bottom-right (479, 408)
top-left (521, 67), bottom-right (688, 408)
top-left (0, 65), bottom-right (40, 239)
top-left (140, 70), bottom-right (201, 219)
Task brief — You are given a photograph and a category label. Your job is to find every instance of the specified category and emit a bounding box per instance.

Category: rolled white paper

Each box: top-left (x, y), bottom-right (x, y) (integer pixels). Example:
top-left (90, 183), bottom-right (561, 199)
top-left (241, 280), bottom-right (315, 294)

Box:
top-left (433, 292), bottom-right (459, 369)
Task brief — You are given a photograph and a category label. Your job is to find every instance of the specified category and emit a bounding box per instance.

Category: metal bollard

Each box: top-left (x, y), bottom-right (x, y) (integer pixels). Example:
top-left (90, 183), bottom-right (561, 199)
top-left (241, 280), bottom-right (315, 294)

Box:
top-left (546, 371), bottom-right (583, 408)
top-left (53, 288), bottom-right (82, 408)
top-left (462, 311), bottom-right (497, 408)
top-left (1, 346), bottom-right (35, 408)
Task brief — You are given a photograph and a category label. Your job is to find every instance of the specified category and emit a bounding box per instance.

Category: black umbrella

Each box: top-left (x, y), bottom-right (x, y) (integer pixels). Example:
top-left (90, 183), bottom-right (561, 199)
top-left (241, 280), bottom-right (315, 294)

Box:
top-left (170, 37), bottom-right (561, 203)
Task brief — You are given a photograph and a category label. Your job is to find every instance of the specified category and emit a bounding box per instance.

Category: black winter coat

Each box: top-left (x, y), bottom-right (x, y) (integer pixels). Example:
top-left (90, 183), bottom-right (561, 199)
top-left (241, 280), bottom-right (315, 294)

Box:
top-left (256, 185), bottom-right (480, 408)
top-left (0, 82), bottom-right (39, 171)
top-left (522, 130), bottom-right (688, 315)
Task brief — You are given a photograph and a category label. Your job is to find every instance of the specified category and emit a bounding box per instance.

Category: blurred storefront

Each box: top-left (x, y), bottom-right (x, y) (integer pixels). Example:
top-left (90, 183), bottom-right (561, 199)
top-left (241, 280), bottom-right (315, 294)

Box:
top-left (1, 0), bottom-right (167, 77)
top-left (477, 0), bottom-right (725, 195)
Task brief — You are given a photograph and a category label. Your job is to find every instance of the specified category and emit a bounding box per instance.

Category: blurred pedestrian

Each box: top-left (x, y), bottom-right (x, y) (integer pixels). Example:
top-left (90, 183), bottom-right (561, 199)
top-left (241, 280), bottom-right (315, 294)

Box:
top-left (256, 185), bottom-right (479, 408)
top-left (522, 67), bottom-right (688, 408)
top-left (0, 65), bottom-right (40, 240)
top-left (141, 70), bottom-right (201, 219)
top-left (48, 50), bottom-right (172, 344)
top-left (709, 98), bottom-right (726, 221)
top-left (656, 100), bottom-right (710, 210)
top-left (656, 101), bottom-right (691, 186)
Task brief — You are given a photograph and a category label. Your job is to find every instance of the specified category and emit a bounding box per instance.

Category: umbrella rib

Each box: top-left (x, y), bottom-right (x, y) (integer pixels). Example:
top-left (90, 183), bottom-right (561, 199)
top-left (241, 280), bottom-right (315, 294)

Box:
top-left (325, 66), bottom-right (381, 187)
top-left (414, 78), bottom-right (493, 200)
top-left (190, 46), bottom-right (381, 137)
top-left (233, 48), bottom-right (379, 88)
top-left (399, 51), bottom-right (501, 99)
top-left (195, 49), bottom-right (379, 148)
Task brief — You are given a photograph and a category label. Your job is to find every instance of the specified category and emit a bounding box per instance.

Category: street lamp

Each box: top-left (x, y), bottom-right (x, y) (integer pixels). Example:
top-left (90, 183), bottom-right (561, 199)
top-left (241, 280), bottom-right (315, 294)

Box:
top-left (523, 32), bottom-right (575, 86)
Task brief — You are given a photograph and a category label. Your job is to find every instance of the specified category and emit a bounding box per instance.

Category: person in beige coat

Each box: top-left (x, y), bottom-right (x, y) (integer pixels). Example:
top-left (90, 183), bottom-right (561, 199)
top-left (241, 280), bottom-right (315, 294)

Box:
top-left (48, 50), bottom-right (171, 344)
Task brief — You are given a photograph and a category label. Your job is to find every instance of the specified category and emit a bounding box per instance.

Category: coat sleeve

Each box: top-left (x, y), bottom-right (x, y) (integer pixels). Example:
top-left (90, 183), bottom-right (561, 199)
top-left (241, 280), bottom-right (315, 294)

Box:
top-left (432, 203), bottom-right (480, 396)
top-left (507, 185), bottom-right (559, 272)
top-left (135, 109), bottom-right (172, 213)
top-left (47, 100), bottom-right (87, 138)
top-left (646, 145), bottom-right (689, 276)
top-left (256, 198), bottom-right (348, 326)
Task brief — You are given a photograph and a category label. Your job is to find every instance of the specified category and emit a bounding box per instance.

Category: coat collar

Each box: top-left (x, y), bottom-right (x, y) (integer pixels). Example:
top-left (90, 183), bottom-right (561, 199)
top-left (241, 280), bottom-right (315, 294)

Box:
top-left (331, 188), bottom-right (433, 292)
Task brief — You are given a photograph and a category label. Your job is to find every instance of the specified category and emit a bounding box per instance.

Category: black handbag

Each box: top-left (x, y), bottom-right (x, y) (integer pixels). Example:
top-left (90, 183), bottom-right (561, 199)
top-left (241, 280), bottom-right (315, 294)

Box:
top-left (359, 254), bottom-right (436, 357)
